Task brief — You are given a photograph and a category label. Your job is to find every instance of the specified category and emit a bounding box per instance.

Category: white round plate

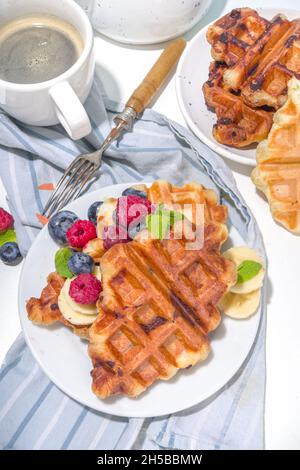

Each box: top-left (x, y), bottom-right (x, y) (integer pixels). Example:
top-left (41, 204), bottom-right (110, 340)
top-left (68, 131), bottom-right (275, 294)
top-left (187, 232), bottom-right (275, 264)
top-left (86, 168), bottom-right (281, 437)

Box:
top-left (176, 8), bottom-right (300, 166)
top-left (19, 183), bottom-right (262, 418)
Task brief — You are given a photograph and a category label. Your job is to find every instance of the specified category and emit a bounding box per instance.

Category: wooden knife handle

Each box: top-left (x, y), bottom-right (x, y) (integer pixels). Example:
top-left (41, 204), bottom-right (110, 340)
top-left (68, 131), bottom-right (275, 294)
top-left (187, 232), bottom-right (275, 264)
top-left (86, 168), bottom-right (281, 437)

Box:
top-left (126, 38), bottom-right (186, 114)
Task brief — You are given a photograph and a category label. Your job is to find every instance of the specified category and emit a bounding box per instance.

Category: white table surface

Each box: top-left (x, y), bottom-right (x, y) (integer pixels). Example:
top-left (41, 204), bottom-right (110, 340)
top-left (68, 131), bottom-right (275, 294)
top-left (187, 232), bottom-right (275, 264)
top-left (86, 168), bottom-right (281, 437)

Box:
top-left (0, 0), bottom-right (299, 450)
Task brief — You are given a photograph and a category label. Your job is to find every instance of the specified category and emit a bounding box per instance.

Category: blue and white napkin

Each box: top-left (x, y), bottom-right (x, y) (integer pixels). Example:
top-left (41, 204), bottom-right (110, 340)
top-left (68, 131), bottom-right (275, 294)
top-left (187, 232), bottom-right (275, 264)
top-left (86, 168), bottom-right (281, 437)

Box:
top-left (0, 72), bottom-right (266, 450)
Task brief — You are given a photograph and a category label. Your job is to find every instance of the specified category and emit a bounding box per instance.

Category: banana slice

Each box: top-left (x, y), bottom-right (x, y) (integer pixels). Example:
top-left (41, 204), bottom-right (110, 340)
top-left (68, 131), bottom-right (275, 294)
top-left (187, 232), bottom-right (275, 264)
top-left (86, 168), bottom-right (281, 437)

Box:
top-left (93, 265), bottom-right (102, 281)
top-left (219, 289), bottom-right (261, 319)
top-left (58, 279), bottom-right (98, 326)
top-left (58, 299), bottom-right (97, 326)
top-left (96, 198), bottom-right (117, 237)
top-left (83, 238), bottom-right (105, 263)
top-left (223, 246), bottom-right (265, 294)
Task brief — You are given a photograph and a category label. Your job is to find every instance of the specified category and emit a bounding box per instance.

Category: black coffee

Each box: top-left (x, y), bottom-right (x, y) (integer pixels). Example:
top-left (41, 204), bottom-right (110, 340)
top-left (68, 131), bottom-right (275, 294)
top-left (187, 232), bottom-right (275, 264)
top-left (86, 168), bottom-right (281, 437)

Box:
top-left (0, 15), bottom-right (83, 84)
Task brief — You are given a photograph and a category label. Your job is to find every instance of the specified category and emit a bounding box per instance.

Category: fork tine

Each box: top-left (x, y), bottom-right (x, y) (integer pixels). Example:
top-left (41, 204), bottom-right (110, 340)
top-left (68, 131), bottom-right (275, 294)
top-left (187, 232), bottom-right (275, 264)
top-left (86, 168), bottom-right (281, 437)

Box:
top-left (46, 162), bottom-right (94, 217)
top-left (56, 163), bottom-right (95, 210)
top-left (42, 158), bottom-right (85, 216)
top-left (47, 165), bottom-right (95, 217)
top-left (72, 166), bottom-right (98, 200)
top-left (43, 158), bottom-right (86, 215)
top-left (45, 162), bottom-right (91, 217)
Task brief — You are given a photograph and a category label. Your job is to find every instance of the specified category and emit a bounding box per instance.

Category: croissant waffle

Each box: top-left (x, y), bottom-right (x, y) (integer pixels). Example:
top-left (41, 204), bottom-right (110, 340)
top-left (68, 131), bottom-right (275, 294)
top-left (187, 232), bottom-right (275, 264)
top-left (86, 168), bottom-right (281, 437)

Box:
top-left (206, 8), bottom-right (270, 66)
top-left (89, 221), bottom-right (236, 398)
top-left (252, 77), bottom-right (300, 234)
top-left (146, 179), bottom-right (228, 224)
top-left (203, 62), bottom-right (274, 147)
top-left (91, 179), bottom-right (228, 258)
top-left (204, 8), bottom-right (300, 148)
top-left (27, 180), bottom-right (227, 340)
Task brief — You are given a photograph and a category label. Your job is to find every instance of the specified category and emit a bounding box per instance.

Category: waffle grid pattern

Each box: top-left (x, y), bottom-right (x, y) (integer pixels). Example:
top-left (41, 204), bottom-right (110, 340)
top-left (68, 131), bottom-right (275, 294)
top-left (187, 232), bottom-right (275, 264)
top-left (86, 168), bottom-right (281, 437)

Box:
top-left (89, 223), bottom-right (235, 398)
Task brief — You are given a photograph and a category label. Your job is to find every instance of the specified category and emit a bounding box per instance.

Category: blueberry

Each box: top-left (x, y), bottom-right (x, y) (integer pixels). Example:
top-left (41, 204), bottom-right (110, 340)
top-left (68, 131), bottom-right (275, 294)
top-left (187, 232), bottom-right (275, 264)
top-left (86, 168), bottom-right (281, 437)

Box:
top-left (48, 210), bottom-right (78, 245)
top-left (127, 218), bottom-right (147, 239)
top-left (122, 187), bottom-right (147, 199)
top-left (88, 201), bottom-right (103, 225)
top-left (0, 242), bottom-right (22, 266)
top-left (68, 252), bottom-right (94, 275)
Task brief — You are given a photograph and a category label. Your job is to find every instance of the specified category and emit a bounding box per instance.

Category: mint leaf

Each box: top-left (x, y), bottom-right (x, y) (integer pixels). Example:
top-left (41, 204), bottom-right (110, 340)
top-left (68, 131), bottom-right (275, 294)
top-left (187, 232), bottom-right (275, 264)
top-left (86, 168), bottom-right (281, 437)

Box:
top-left (237, 260), bottom-right (262, 284)
top-left (146, 212), bottom-right (171, 239)
top-left (146, 206), bottom-right (184, 239)
top-left (170, 210), bottom-right (184, 224)
top-left (55, 248), bottom-right (74, 279)
top-left (0, 229), bottom-right (17, 246)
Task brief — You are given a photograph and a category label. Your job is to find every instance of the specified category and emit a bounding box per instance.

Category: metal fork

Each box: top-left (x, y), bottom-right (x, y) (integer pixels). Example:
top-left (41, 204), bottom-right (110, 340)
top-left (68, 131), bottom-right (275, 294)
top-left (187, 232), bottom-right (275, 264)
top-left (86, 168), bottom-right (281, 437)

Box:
top-left (42, 108), bottom-right (136, 218)
top-left (42, 38), bottom-right (186, 218)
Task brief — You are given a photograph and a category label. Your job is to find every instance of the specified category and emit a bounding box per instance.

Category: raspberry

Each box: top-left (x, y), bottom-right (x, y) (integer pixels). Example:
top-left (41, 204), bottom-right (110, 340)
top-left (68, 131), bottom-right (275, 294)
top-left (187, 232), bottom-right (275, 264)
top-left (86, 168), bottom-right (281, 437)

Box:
top-left (116, 196), bottom-right (153, 228)
top-left (69, 273), bottom-right (102, 304)
top-left (66, 220), bottom-right (96, 248)
top-left (0, 208), bottom-right (14, 233)
top-left (103, 225), bottom-right (130, 250)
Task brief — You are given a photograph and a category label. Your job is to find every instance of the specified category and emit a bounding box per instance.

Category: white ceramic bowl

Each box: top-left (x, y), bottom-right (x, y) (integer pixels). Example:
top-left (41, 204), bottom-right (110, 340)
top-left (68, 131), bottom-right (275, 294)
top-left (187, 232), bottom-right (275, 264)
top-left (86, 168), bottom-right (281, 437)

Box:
top-left (86, 0), bottom-right (212, 45)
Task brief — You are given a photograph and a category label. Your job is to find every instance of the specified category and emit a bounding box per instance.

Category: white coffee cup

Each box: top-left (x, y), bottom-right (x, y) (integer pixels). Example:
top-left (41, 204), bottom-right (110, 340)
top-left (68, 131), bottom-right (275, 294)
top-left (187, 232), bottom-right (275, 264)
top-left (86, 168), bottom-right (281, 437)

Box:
top-left (0, 0), bottom-right (95, 140)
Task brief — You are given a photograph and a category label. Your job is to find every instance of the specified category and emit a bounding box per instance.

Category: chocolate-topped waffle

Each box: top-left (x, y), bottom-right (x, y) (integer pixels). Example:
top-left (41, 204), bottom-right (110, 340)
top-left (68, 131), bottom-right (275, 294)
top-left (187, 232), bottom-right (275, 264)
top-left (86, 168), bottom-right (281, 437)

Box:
top-left (89, 221), bottom-right (236, 398)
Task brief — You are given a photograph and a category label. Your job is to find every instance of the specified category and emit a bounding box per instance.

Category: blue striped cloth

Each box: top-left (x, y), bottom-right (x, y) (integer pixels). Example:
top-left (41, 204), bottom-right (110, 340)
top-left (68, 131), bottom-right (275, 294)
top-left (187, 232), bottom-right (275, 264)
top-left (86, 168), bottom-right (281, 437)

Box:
top-left (0, 73), bottom-right (266, 450)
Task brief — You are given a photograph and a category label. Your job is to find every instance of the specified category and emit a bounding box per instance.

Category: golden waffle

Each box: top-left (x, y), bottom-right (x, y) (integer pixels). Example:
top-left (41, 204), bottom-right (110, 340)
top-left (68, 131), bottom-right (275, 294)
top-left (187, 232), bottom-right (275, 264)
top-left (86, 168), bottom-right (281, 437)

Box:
top-left (241, 20), bottom-right (300, 109)
top-left (203, 63), bottom-right (274, 147)
top-left (207, 8), bottom-right (270, 66)
top-left (91, 180), bottom-right (228, 254)
top-left (204, 9), bottom-right (300, 148)
top-left (89, 221), bottom-right (236, 398)
top-left (146, 179), bottom-right (228, 224)
top-left (26, 273), bottom-right (90, 339)
top-left (223, 15), bottom-right (291, 91)
top-left (252, 77), bottom-right (300, 234)
top-left (27, 180), bottom-right (229, 342)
